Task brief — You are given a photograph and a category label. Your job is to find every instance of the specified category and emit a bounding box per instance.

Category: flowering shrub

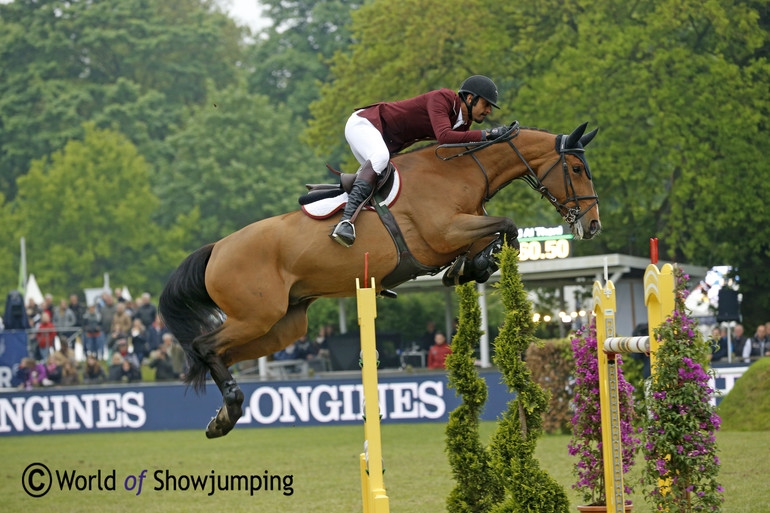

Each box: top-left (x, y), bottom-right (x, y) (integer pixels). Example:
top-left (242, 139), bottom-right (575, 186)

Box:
top-left (640, 268), bottom-right (724, 512)
top-left (568, 322), bottom-right (640, 506)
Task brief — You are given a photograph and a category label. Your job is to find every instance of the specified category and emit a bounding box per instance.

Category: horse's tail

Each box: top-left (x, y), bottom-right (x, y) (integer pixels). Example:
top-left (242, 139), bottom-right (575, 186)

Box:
top-left (158, 243), bottom-right (220, 393)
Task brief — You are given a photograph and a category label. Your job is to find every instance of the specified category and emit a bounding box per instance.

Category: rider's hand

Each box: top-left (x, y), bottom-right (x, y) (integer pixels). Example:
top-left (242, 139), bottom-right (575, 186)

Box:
top-left (483, 125), bottom-right (509, 141)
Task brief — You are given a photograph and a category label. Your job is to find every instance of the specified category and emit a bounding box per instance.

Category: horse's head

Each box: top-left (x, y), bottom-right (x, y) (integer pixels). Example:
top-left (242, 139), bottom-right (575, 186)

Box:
top-left (531, 122), bottom-right (601, 240)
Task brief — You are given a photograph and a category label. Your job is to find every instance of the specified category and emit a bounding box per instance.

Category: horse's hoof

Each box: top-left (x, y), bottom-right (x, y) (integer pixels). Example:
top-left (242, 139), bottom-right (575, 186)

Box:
top-left (205, 386), bottom-right (244, 439)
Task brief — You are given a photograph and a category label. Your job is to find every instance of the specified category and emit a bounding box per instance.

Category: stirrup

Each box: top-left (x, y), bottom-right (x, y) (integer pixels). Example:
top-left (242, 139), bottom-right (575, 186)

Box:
top-left (330, 220), bottom-right (356, 247)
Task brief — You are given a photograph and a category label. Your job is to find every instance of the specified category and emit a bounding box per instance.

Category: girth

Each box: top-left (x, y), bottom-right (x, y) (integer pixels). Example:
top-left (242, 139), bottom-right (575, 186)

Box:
top-left (370, 190), bottom-right (443, 289)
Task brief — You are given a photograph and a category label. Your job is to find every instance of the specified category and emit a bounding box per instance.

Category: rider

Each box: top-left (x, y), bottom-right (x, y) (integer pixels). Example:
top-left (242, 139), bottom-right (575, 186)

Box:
top-left (330, 75), bottom-right (509, 247)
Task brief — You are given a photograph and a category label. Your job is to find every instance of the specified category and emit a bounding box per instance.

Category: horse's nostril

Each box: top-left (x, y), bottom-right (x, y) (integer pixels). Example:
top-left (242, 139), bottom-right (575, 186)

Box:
top-left (590, 220), bottom-right (601, 235)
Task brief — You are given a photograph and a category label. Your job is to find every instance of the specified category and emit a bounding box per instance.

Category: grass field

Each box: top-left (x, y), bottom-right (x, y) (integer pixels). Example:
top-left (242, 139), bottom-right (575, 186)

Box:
top-left (2, 423), bottom-right (768, 513)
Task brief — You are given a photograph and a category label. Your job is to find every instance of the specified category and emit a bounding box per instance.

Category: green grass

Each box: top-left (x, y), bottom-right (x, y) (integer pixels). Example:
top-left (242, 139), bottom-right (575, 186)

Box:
top-left (2, 424), bottom-right (768, 513)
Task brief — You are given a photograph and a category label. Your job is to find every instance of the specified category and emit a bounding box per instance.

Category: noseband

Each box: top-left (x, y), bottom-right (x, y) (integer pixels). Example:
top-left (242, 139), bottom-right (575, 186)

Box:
top-left (435, 122), bottom-right (599, 224)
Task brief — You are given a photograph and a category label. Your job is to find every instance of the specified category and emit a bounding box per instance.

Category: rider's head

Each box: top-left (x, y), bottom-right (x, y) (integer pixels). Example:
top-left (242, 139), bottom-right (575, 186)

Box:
top-left (459, 75), bottom-right (500, 123)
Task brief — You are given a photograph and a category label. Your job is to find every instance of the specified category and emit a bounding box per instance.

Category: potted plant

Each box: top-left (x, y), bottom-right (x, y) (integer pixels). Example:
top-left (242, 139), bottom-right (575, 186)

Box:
top-left (568, 322), bottom-right (640, 512)
top-left (639, 268), bottom-right (724, 512)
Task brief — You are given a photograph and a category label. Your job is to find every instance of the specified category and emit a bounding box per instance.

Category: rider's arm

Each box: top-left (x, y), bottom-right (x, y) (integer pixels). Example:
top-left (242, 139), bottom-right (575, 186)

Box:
top-left (426, 89), bottom-right (484, 145)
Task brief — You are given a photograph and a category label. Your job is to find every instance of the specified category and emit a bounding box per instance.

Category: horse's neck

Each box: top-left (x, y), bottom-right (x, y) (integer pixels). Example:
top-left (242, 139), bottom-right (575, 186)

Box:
top-left (485, 129), bottom-right (555, 194)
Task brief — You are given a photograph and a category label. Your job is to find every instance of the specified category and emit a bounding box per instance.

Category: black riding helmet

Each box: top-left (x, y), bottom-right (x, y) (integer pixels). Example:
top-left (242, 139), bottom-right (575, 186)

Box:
top-left (458, 75), bottom-right (500, 110)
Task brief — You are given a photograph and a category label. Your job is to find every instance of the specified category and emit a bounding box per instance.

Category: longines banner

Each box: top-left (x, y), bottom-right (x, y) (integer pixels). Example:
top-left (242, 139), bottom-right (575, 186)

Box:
top-left (0, 372), bottom-right (512, 436)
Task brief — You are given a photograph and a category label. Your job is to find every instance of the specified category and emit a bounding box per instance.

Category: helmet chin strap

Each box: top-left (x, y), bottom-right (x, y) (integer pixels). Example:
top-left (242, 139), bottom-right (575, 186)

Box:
top-left (461, 94), bottom-right (480, 125)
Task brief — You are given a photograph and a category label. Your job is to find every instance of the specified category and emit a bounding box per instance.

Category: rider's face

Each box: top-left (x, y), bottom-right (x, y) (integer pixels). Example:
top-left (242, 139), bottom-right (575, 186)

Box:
top-left (470, 97), bottom-right (493, 123)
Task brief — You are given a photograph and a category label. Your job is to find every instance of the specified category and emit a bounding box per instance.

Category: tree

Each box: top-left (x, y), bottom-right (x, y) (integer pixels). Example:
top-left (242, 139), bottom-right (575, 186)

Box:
top-left (247, 0), bottom-right (357, 120)
top-left (0, 0), bottom-right (244, 199)
top-left (12, 124), bottom-right (191, 298)
top-left (154, 81), bottom-right (329, 247)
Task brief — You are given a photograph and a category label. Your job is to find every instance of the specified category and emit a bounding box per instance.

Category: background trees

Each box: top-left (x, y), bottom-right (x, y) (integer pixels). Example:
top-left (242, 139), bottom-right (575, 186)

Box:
top-left (1, 0), bottom-right (768, 330)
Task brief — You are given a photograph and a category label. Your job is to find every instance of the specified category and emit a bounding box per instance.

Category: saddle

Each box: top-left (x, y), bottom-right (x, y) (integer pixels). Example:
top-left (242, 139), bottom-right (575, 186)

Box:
top-left (300, 162), bottom-right (396, 207)
top-left (298, 163), bottom-right (442, 290)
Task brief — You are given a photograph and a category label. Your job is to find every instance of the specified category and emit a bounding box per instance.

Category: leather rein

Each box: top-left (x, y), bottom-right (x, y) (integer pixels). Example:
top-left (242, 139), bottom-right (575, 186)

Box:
top-left (435, 122), bottom-right (599, 224)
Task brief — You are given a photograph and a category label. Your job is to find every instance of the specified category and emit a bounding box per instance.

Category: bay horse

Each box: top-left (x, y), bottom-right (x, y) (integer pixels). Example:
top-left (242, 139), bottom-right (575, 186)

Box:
top-left (158, 121), bottom-right (601, 438)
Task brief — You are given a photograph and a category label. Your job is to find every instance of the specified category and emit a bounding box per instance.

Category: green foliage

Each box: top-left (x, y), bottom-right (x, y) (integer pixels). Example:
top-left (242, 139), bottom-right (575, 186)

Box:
top-left (247, 0), bottom-right (356, 120)
top-left (0, 0), bottom-right (244, 199)
top-left (488, 245), bottom-right (569, 513)
top-left (718, 357), bottom-right (770, 432)
top-left (444, 282), bottom-right (504, 513)
top-left (13, 123), bottom-right (191, 298)
top-left (154, 80), bottom-right (328, 246)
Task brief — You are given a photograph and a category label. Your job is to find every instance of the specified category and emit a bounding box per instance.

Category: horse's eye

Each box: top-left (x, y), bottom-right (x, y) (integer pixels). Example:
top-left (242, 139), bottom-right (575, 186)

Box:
top-left (572, 165), bottom-right (582, 174)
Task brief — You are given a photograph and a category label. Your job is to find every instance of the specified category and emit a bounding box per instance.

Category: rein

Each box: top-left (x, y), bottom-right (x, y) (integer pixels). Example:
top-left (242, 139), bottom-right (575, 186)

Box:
top-left (435, 122), bottom-right (598, 224)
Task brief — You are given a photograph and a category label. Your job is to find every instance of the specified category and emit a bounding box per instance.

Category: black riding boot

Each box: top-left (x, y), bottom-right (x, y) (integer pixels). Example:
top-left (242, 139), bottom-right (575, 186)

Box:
top-left (330, 177), bottom-right (374, 247)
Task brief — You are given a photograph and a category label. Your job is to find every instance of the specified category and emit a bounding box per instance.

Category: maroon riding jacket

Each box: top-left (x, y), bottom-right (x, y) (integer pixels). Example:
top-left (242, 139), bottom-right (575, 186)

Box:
top-left (356, 89), bottom-right (484, 154)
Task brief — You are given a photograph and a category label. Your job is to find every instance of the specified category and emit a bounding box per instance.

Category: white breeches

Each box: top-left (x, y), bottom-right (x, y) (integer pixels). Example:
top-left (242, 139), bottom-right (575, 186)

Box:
top-left (345, 110), bottom-right (390, 175)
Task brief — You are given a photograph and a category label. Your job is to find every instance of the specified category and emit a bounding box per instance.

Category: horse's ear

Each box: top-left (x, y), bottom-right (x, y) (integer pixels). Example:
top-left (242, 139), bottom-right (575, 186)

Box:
top-left (580, 128), bottom-right (598, 147)
top-left (565, 122), bottom-right (589, 149)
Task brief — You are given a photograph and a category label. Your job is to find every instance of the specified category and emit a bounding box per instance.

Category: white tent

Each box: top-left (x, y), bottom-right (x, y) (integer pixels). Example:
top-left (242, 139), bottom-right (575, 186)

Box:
top-left (25, 274), bottom-right (44, 305)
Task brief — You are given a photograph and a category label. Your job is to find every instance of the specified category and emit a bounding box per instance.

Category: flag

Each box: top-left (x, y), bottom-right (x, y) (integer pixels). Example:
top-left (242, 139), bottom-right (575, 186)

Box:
top-left (17, 237), bottom-right (26, 296)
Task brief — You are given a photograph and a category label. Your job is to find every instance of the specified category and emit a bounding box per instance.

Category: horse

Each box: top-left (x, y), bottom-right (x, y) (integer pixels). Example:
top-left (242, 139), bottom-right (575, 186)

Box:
top-left (158, 121), bottom-right (601, 438)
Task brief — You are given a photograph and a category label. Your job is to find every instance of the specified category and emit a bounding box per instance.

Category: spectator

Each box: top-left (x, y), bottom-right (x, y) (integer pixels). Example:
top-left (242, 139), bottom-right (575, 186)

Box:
top-left (146, 314), bottom-right (168, 353)
top-left (68, 293), bottom-right (85, 329)
top-left (114, 287), bottom-right (125, 303)
top-left (107, 353), bottom-right (141, 383)
top-left (26, 297), bottom-right (41, 326)
top-left (130, 318), bottom-right (149, 365)
top-left (17, 357), bottom-right (47, 389)
top-left (109, 302), bottom-right (132, 353)
top-left (294, 334), bottom-right (318, 360)
top-left (36, 311), bottom-right (57, 361)
top-left (53, 298), bottom-right (77, 343)
top-left (419, 320), bottom-right (437, 352)
top-left (83, 304), bottom-right (105, 360)
top-left (742, 324), bottom-right (770, 361)
top-left (52, 339), bottom-right (76, 367)
top-left (42, 293), bottom-right (54, 319)
top-left (43, 354), bottom-right (62, 386)
top-left (83, 354), bottom-right (107, 384)
top-left (731, 324), bottom-right (747, 361)
top-left (427, 332), bottom-right (452, 369)
top-left (273, 342), bottom-right (298, 361)
top-left (60, 360), bottom-right (80, 386)
top-left (99, 292), bottom-right (117, 343)
top-left (113, 338), bottom-right (140, 369)
top-left (162, 333), bottom-right (186, 376)
top-left (134, 292), bottom-right (157, 330)
top-left (314, 324), bottom-right (334, 361)
top-left (149, 344), bottom-right (180, 381)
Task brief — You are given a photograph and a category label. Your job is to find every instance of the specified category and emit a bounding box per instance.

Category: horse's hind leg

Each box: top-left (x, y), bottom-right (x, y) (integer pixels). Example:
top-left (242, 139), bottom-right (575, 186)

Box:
top-left (190, 326), bottom-right (247, 439)
top-left (222, 300), bottom-right (314, 365)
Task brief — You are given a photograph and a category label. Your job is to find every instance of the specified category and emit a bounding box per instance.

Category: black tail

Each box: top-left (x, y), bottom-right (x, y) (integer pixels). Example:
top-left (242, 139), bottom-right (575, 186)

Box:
top-left (158, 243), bottom-right (220, 393)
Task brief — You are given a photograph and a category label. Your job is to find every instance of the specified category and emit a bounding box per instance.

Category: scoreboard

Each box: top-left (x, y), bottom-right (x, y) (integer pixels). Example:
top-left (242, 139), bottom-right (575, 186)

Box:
top-left (517, 225), bottom-right (572, 262)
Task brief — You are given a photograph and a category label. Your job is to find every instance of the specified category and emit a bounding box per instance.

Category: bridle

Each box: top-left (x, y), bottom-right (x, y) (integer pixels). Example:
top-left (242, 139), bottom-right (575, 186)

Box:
top-left (435, 122), bottom-right (599, 224)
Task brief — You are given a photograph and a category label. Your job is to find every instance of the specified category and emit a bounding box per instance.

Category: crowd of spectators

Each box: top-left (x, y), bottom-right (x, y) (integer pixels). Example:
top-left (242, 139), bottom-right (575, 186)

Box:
top-left (8, 288), bottom-right (186, 390)
top-left (710, 322), bottom-right (770, 363)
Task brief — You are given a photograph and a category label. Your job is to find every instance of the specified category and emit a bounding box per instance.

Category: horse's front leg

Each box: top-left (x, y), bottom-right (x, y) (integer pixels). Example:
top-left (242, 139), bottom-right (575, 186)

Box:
top-left (444, 213), bottom-right (519, 251)
top-left (441, 214), bottom-right (519, 285)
